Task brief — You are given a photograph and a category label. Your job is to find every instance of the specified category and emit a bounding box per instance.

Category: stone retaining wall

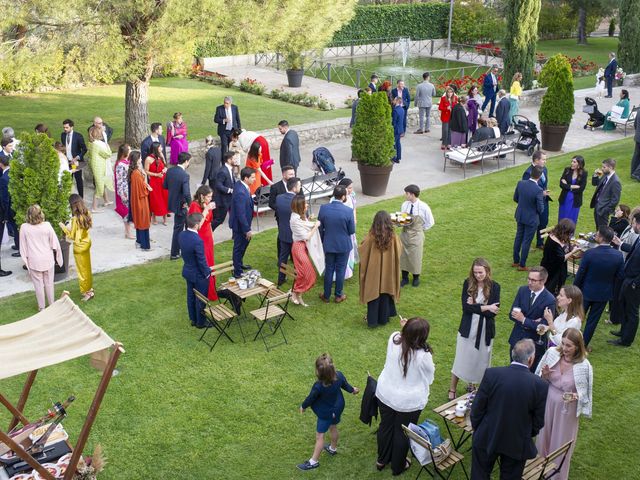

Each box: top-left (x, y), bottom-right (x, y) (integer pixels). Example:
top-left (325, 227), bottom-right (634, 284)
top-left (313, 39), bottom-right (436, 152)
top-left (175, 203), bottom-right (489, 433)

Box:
top-left (623, 73), bottom-right (640, 87)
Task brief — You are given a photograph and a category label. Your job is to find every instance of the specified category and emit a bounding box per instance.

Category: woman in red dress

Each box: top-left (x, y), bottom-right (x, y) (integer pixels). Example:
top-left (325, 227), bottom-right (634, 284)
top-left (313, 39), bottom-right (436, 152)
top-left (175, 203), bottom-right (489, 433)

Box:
top-left (144, 142), bottom-right (169, 225)
top-left (188, 185), bottom-right (218, 300)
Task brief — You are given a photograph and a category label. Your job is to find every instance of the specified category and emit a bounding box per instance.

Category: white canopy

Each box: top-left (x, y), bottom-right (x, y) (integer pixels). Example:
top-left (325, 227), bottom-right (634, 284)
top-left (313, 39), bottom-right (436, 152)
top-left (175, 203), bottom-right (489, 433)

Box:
top-left (0, 295), bottom-right (115, 380)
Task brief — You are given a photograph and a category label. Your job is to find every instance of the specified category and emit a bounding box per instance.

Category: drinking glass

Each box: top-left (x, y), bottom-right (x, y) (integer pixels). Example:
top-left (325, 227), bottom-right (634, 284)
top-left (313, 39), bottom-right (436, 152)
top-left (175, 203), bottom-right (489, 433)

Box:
top-left (536, 324), bottom-right (547, 346)
top-left (561, 392), bottom-right (574, 414)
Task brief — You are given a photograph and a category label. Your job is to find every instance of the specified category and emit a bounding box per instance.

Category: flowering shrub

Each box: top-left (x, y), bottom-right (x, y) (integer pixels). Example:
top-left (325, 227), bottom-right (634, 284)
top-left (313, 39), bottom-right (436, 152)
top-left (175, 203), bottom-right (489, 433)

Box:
top-left (435, 73), bottom-right (502, 96)
top-left (239, 77), bottom-right (265, 95)
top-left (615, 67), bottom-right (626, 81)
top-left (194, 71), bottom-right (235, 88)
top-left (270, 88), bottom-right (334, 111)
top-left (475, 43), bottom-right (502, 56)
top-left (566, 56), bottom-right (598, 76)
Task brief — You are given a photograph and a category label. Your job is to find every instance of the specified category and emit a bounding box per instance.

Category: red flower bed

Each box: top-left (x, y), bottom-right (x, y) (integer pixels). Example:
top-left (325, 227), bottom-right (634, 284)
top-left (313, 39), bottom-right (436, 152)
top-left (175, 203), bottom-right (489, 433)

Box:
top-left (436, 73), bottom-right (502, 95)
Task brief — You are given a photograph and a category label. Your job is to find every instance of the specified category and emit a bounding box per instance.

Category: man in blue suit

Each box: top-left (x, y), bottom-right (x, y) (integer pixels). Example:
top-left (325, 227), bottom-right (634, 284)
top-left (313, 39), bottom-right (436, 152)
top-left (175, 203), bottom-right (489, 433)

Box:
top-left (481, 65), bottom-right (500, 117)
top-left (164, 152), bottom-right (192, 259)
top-left (513, 166), bottom-right (545, 270)
top-left (391, 80), bottom-right (411, 130)
top-left (603, 52), bottom-right (618, 98)
top-left (471, 339), bottom-right (548, 480)
top-left (368, 74), bottom-right (379, 93)
top-left (0, 151), bottom-right (20, 256)
top-left (508, 266), bottom-right (556, 371)
top-left (140, 122), bottom-right (167, 162)
top-left (212, 152), bottom-right (236, 231)
top-left (574, 226), bottom-right (624, 347)
top-left (179, 213), bottom-right (213, 328)
top-left (318, 185), bottom-right (355, 303)
top-left (275, 177), bottom-right (301, 286)
top-left (61, 119), bottom-right (88, 198)
top-left (229, 167), bottom-right (256, 277)
top-left (522, 151), bottom-right (550, 249)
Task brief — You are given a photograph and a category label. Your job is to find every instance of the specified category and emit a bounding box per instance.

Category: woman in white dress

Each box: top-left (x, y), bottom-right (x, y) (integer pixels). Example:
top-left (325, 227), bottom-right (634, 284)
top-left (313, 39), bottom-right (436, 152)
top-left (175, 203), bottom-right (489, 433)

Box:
top-left (449, 258), bottom-right (500, 400)
top-left (338, 178), bottom-right (358, 280)
top-left (542, 285), bottom-right (584, 347)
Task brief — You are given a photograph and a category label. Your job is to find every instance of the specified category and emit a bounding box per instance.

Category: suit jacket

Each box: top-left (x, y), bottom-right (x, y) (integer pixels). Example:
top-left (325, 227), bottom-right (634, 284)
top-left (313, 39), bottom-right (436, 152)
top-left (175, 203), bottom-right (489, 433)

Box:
top-left (318, 200), bottom-right (355, 253)
top-left (202, 146), bottom-right (222, 184)
top-left (496, 97), bottom-right (511, 134)
top-left (163, 165), bottom-right (191, 213)
top-left (470, 126), bottom-right (496, 145)
top-left (268, 180), bottom-right (287, 212)
top-left (275, 192), bottom-right (294, 243)
top-left (368, 82), bottom-right (377, 92)
top-left (634, 112), bottom-right (640, 143)
top-left (508, 285), bottom-right (556, 346)
top-left (604, 58), bottom-right (618, 79)
top-left (213, 105), bottom-right (241, 136)
top-left (179, 230), bottom-right (211, 282)
top-left (390, 87), bottom-right (410, 109)
top-left (350, 98), bottom-right (359, 128)
top-left (513, 179), bottom-right (544, 227)
top-left (0, 168), bottom-right (12, 219)
top-left (482, 73), bottom-right (499, 98)
top-left (140, 135), bottom-right (167, 163)
top-left (621, 237), bottom-right (640, 286)
top-left (590, 173), bottom-right (621, 217)
top-left (60, 131), bottom-right (88, 162)
top-left (522, 165), bottom-right (551, 203)
top-left (574, 245), bottom-right (624, 301)
top-left (214, 165), bottom-right (235, 211)
top-left (414, 81), bottom-right (436, 108)
top-left (558, 167), bottom-right (587, 207)
top-left (87, 123), bottom-right (113, 142)
top-left (471, 364), bottom-right (548, 460)
top-left (279, 130), bottom-right (301, 170)
top-left (392, 106), bottom-right (405, 135)
top-left (229, 181), bottom-right (253, 234)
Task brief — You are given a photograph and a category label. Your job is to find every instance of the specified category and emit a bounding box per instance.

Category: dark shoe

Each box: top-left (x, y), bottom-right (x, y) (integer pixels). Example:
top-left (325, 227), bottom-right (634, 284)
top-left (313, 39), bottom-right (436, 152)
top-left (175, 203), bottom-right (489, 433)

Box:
top-left (297, 460), bottom-right (319, 471)
top-left (242, 264), bottom-right (252, 270)
top-left (319, 293), bottom-right (330, 304)
top-left (23, 265), bottom-right (27, 270)
top-left (323, 444), bottom-right (337, 456)
top-left (535, 245), bottom-right (544, 251)
top-left (517, 266), bottom-right (530, 271)
top-left (412, 276), bottom-right (420, 287)
top-left (375, 462), bottom-right (386, 471)
top-left (413, 129), bottom-right (424, 134)
top-left (11, 252), bottom-right (20, 257)
top-left (631, 174), bottom-right (640, 182)
top-left (607, 339), bottom-right (630, 347)
top-left (610, 330), bottom-right (622, 337)
top-left (11, 245), bottom-right (18, 250)
top-left (604, 95), bottom-right (612, 98)
top-left (425, 129), bottom-right (431, 133)
top-left (511, 262), bottom-right (520, 267)
top-left (400, 278), bottom-right (409, 287)
top-left (335, 294), bottom-right (347, 303)
top-left (170, 255), bottom-right (181, 260)
top-left (0, 269), bottom-right (11, 277)
top-left (277, 279), bottom-right (286, 287)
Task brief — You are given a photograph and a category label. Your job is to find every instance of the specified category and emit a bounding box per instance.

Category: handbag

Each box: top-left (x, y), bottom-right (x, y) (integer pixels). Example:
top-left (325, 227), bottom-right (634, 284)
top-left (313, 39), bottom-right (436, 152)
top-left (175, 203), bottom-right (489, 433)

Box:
top-left (610, 105), bottom-right (625, 119)
top-left (415, 419), bottom-right (443, 447)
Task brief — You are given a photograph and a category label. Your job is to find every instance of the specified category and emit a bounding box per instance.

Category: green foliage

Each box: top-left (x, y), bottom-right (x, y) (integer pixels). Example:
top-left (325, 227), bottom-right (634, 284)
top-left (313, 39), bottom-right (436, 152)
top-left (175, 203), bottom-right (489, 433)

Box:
top-left (537, 1), bottom-right (603, 40)
top-left (331, 3), bottom-right (449, 44)
top-left (351, 92), bottom-right (394, 167)
top-left (502, 0), bottom-right (541, 90)
top-left (539, 54), bottom-right (575, 125)
top-left (618, 0), bottom-right (640, 73)
top-left (451, 0), bottom-right (506, 44)
top-left (609, 17), bottom-right (616, 36)
top-left (9, 133), bottom-right (72, 237)
top-left (239, 78), bottom-right (265, 95)
top-left (269, 89), bottom-right (334, 111)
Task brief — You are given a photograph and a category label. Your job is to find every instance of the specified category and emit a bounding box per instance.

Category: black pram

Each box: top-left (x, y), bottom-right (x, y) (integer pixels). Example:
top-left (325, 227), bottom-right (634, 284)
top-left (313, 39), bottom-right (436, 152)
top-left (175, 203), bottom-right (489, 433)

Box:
top-left (582, 97), bottom-right (606, 130)
top-left (512, 115), bottom-right (540, 156)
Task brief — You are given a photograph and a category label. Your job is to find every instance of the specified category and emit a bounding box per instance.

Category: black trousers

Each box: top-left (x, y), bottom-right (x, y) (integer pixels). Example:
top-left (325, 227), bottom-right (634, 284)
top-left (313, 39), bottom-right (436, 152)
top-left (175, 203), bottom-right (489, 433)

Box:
top-left (631, 142), bottom-right (640, 178)
top-left (471, 445), bottom-right (526, 480)
top-left (72, 169), bottom-right (84, 198)
top-left (220, 130), bottom-right (233, 154)
top-left (170, 208), bottom-right (186, 257)
top-left (376, 401), bottom-right (422, 476)
top-left (277, 240), bottom-right (292, 283)
top-left (211, 206), bottom-right (229, 231)
top-left (620, 281), bottom-right (640, 345)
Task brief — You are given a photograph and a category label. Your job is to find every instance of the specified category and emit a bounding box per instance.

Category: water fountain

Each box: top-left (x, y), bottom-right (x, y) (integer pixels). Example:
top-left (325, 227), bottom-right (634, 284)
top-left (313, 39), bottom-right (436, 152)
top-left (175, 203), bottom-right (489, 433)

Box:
top-left (398, 37), bottom-right (411, 68)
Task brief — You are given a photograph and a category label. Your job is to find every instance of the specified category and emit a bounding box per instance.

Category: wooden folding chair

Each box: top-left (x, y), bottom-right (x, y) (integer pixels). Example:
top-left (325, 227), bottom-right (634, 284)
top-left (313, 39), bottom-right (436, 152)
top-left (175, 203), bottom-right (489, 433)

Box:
top-left (402, 424), bottom-right (468, 480)
top-left (193, 289), bottom-right (237, 352)
top-left (522, 440), bottom-right (572, 480)
top-left (250, 291), bottom-right (291, 351)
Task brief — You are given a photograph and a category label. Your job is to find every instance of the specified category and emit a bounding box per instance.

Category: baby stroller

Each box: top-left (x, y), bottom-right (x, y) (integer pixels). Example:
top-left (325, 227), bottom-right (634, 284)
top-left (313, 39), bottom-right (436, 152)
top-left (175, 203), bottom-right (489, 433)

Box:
top-left (512, 115), bottom-right (541, 156)
top-left (312, 147), bottom-right (345, 180)
top-left (582, 97), bottom-right (606, 131)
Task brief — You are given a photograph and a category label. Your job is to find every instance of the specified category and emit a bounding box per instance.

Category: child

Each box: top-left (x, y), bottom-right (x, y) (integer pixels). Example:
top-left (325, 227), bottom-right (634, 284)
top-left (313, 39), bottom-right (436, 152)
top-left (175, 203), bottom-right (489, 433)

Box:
top-left (59, 194), bottom-right (94, 301)
top-left (297, 353), bottom-right (359, 471)
top-left (595, 68), bottom-right (605, 98)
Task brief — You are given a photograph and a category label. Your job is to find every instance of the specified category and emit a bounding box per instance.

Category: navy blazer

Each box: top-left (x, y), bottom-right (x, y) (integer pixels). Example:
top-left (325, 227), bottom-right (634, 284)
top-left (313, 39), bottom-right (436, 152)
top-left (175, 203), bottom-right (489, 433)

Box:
top-left (574, 245), bottom-right (624, 301)
top-left (390, 87), bottom-right (410, 109)
top-left (368, 82), bottom-right (377, 92)
top-left (522, 164), bottom-right (551, 203)
top-left (163, 165), bottom-right (191, 213)
top-left (318, 200), bottom-right (355, 253)
top-left (0, 168), bottom-right (12, 218)
top-left (604, 58), bottom-right (618, 78)
top-left (621, 237), bottom-right (640, 287)
top-left (471, 364), bottom-right (548, 460)
top-left (229, 181), bottom-right (253, 234)
top-left (514, 179), bottom-right (544, 227)
top-left (508, 285), bottom-right (556, 346)
top-left (140, 135), bottom-right (167, 163)
top-left (496, 97), bottom-right (511, 134)
top-left (280, 130), bottom-right (301, 170)
top-left (213, 105), bottom-right (241, 136)
top-left (275, 192), bottom-right (294, 243)
top-left (179, 230), bottom-right (211, 283)
top-left (482, 72), bottom-right (499, 98)
top-left (214, 165), bottom-right (234, 210)
top-left (590, 173), bottom-right (621, 217)
top-left (268, 180), bottom-right (287, 212)
top-left (60, 131), bottom-right (88, 162)
top-left (202, 146), bottom-right (222, 184)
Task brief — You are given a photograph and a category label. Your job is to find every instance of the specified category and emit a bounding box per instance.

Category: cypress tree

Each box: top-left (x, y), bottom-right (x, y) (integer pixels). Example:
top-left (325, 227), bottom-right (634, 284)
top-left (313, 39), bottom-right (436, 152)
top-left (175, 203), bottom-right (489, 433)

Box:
top-left (618, 0), bottom-right (640, 74)
top-left (502, 0), bottom-right (541, 90)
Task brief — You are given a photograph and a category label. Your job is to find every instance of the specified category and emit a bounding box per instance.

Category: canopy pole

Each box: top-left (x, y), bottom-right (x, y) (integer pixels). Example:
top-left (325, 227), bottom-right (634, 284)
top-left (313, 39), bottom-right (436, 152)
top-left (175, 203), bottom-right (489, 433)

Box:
top-left (0, 430), bottom-right (55, 480)
top-left (0, 393), bottom-right (30, 428)
top-left (8, 370), bottom-right (38, 431)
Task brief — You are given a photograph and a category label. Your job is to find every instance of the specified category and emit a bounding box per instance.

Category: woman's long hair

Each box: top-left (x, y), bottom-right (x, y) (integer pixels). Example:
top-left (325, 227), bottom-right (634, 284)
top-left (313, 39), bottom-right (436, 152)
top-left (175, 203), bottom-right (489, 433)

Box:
top-left (467, 257), bottom-right (493, 303)
top-left (369, 210), bottom-right (394, 251)
top-left (69, 194), bottom-right (92, 230)
top-left (193, 185), bottom-right (212, 209)
top-left (117, 143), bottom-right (131, 162)
top-left (127, 151), bottom-right (141, 183)
top-left (571, 155), bottom-right (585, 180)
top-left (393, 318), bottom-right (432, 378)
top-left (247, 141), bottom-right (261, 161)
top-left (555, 327), bottom-right (588, 363)
top-left (551, 218), bottom-right (576, 244)
top-left (559, 285), bottom-right (585, 323)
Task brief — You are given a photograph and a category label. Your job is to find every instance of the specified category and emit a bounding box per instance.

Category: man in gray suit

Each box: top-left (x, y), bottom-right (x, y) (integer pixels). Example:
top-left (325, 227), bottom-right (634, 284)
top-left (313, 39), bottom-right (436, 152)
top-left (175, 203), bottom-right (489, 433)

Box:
top-left (278, 120), bottom-right (301, 175)
top-left (590, 158), bottom-right (622, 229)
top-left (630, 113), bottom-right (640, 181)
top-left (413, 72), bottom-right (436, 134)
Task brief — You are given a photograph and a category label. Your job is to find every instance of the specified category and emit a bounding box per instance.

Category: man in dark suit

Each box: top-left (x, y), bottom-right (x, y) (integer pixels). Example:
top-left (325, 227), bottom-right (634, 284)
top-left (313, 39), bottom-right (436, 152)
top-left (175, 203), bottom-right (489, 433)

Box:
top-left (508, 266), bottom-right (556, 371)
top-left (630, 112), bottom-right (640, 181)
top-left (522, 151), bottom-right (550, 249)
top-left (471, 339), bottom-right (549, 480)
top-left (275, 177), bottom-right (301, 286)
top-left (213, 96), bottom-right (241, 154)
top-left (140, 122), bottom-right (167, 162)
top-left (229, 167), bottom-right (256, 278)
top-left (179, 213), bottom-right (213, 328)
top-left (278, 120), bottom-right (301, 174)
top-left (87, 116), bottom-right (113, 144)
top-left (164, 152), bottom-right (192, 259)
top-left (212, 152), bottom-right (236, 232)
top-left (318, 185), bottom-right (355, 303)
top-left (481, 65), bottom-right (500, 117)
top-left (368, 74), bottom-right (379, 92)
top-left (513, 166), bottom-right (545, 270)
top-left (495, 90), bottom-right (511, 135)
top-left (574, 226), bottom-right (624, 347)
top-left (603, 52), bottom-right (618, 98)
top-left (0, 157), bottom-right (11, 276)
top-left (610, 210), bottom-right (640, 346)
top-left (590, 158), bottom-right (621, 229)
top-left (61, 119), bottom-right (88, 198)
top-left (201, 136), bottom-right (222, 189)
top-left (391, 79), bottom-right (411, 130)
top-left (0, 149), bottom-right (20, 258)
top-left (269, 165), bottom-right (295, 268)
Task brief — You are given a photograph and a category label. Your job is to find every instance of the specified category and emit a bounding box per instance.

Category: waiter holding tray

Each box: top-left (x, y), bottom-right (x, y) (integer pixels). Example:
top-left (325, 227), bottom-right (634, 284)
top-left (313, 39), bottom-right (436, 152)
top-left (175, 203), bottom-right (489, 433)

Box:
top-left (398, 184), bottom-right (434, 288)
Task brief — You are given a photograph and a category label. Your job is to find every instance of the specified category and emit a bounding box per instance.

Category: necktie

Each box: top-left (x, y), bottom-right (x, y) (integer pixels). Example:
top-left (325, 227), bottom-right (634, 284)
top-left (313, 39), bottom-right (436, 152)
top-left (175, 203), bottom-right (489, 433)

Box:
top-left (66, 134), bottom-right (71, 147)
top-left (409, 204), bottom-right (414, 215)
top-left (529, 291), bottom-right (535, 308)
top-left (596, 176), bottom-right (608, 200)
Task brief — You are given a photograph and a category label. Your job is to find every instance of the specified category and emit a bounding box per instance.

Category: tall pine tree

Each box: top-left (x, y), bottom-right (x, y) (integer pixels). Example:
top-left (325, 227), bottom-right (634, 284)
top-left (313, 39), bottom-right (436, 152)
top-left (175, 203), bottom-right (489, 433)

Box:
top-left (502, 0), bottom-right (541, 90)
top-left (618, 0), bottom-right (640, 73)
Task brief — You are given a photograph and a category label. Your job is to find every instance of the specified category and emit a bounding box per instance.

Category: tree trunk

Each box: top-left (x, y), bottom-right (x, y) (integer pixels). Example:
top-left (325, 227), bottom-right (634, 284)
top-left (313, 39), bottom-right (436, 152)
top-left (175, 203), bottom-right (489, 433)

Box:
top-left (124, 79), bottom-right (149, 148)
top-left (577, 7), bottom-right (588, 45)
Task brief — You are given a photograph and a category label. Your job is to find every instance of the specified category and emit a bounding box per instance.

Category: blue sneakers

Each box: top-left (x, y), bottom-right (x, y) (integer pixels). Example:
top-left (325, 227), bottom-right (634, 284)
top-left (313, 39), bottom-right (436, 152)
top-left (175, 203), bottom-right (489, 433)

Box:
top-left (297, 460), bottom-right (319, 471)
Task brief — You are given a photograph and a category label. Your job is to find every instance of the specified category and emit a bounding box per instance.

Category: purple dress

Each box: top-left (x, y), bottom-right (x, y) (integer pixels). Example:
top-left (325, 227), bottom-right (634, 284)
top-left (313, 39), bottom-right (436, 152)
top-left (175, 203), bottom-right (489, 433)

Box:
top-left (558, 177), bottom-right (580, 227)
top-left (467, 97), bottom-right (480, 134)
top-left (167, 121), bottom-right (189, 165)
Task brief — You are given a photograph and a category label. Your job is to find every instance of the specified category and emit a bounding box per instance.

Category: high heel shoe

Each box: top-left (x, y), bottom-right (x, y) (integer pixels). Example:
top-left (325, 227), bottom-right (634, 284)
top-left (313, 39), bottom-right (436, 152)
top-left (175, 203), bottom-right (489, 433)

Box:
top-left (375, 461), bottom-right (385, 471)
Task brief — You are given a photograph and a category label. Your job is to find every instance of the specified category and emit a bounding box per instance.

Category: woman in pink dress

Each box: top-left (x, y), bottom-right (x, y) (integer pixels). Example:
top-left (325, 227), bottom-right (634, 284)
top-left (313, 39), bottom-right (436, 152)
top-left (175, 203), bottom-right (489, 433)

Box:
top-left (188, 185), bottom-right (218, 300)
top-left (166, 112), bottom-right (188, 165)
top-left (289, 194), bottom-right (320, 306)
top-left (535, 328), bottom-right (593, 480)
top-left (114, 143), bottom-right (134, 239)
top-left (144, 142), bottom-right (169, 225)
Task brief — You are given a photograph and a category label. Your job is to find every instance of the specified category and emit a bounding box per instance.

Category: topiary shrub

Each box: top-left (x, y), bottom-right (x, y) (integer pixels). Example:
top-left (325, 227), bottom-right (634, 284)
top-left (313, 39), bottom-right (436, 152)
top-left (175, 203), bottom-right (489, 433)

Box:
top-left (539, 54), bottom-right (575, 126)
top-left (351, 92), bottom-right (394, 167)
top-left (9, 133), bottom-right (73, 238)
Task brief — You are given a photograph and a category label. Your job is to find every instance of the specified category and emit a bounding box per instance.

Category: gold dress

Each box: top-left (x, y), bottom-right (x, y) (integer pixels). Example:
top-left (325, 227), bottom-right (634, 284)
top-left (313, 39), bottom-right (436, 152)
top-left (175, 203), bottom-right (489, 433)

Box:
top-left (61, 217), bottom-right (93, 294)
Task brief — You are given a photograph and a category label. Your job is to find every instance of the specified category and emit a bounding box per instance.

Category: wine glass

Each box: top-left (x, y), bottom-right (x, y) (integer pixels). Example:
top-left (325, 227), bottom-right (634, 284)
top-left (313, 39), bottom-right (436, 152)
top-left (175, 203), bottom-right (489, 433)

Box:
top-left (561, 392), bottom-right (574, 414)
top-left (536, 323), bottom-right (547, 346)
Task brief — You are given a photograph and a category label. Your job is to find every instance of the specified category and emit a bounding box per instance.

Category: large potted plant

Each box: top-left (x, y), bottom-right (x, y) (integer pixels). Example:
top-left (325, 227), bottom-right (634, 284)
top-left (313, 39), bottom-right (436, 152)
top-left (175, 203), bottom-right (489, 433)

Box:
top-left (284, 50), bottom-right (305, 88)
top-left (10, 132), bottom-right (73, 279)
top-left (352, 92), bottom-right (395, 197)
top-left (538, 54), bottom-right (574, 151)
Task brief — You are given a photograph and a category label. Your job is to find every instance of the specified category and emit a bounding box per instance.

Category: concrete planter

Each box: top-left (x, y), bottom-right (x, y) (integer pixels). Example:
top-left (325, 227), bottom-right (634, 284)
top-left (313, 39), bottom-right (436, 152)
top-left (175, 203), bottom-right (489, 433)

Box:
top-left (54, 238), bottom-right (71, 281)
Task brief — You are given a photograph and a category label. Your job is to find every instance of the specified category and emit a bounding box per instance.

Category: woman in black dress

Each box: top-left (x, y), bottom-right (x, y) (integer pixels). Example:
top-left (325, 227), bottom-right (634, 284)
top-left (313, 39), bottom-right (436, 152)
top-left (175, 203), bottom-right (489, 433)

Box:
top-left (609, 204), bottom-right (630, 237)
top-left (541, 219), bottom-right (581, 295)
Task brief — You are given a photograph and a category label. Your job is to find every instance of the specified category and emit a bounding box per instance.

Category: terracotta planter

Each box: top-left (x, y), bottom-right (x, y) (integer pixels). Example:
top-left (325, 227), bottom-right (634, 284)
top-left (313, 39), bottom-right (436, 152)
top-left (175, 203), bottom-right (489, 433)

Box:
top-left (54, 238), bottom-right (71, 281)
top-left (540, 124), bottom-right (569, 152)
top-left (357, 162), bottom-right (393, 197)
top-left (286, 69), bottom-right (304, 88)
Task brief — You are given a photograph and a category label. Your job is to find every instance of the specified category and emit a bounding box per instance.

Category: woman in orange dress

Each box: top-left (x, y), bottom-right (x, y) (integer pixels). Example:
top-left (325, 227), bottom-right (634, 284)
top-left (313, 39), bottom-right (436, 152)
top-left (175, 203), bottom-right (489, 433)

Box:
top-left (144, 142), bottom-right (169, 225)
top-left (245, 140), bottom-right (273, 196)
top-left (231, 129), bottom-right (274, 186)
top-left (128, 151), bottom-right (152, 250)
top-left (188, 185), bottom-right (218, 300)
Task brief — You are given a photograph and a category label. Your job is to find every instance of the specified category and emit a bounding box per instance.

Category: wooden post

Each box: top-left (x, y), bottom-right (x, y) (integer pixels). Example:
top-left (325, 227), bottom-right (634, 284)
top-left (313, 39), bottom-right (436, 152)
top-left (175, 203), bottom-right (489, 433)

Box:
top-left (0, 431), bottom-right (55, 480)
top-left (0, 393), bottom-right (30, 428)
top-left (8, 370), bottom-right (38, 431)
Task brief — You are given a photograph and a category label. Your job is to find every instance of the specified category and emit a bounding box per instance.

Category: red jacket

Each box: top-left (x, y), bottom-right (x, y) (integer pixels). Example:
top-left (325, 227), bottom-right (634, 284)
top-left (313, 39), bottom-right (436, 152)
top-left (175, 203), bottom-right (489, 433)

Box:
top-left (438, 94), bottom-right (458, 122)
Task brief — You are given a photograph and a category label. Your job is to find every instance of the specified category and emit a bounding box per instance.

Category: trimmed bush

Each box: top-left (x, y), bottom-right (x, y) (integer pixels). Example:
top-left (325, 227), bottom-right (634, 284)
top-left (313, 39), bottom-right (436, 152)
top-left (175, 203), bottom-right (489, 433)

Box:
top-left (451, 0), bottom-right (506, 44)
top-left (618, 0), bottom-right (640, 73)
top-left (351, 92), bottom-right (394, 167)
top-left (538, 54), bottom-right (575, 126)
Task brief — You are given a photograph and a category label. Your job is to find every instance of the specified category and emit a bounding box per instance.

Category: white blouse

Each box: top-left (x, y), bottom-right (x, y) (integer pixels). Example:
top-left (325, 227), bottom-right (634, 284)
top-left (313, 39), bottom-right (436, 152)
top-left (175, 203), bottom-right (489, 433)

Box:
top-left (549, 312), bottom-right (582, 346)
top-left (290, 213), bottom-right (315, 242)
top-left (400, 199), bottom-right (435, 231)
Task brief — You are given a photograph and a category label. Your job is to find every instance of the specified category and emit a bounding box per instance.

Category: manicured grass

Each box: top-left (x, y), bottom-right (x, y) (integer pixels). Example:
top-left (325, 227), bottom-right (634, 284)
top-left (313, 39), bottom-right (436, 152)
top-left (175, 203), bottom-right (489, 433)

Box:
top-left (2, 77), bottom-right (350, 145)
top-left (1, 138), bottom-right (639, 479)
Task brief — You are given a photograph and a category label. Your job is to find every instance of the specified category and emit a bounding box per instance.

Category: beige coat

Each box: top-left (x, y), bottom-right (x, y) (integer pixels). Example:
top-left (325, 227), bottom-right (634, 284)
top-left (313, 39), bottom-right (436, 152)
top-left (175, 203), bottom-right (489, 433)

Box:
top-left (358, 234), bottom-right (402, 304)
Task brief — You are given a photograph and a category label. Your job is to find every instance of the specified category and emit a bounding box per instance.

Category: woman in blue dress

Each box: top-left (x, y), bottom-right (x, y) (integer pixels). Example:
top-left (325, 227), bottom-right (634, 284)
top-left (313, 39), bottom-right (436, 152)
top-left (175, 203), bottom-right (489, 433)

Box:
top-left (558, 155), bottom-right (587, 227)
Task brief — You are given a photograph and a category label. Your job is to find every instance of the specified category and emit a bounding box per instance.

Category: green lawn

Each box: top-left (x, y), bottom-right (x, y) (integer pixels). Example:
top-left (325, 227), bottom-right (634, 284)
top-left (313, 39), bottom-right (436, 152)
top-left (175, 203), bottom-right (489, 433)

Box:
top-left (1, 138), bottom-right (639, 479)
top-left (2, 77), bottom-right (350, 145)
